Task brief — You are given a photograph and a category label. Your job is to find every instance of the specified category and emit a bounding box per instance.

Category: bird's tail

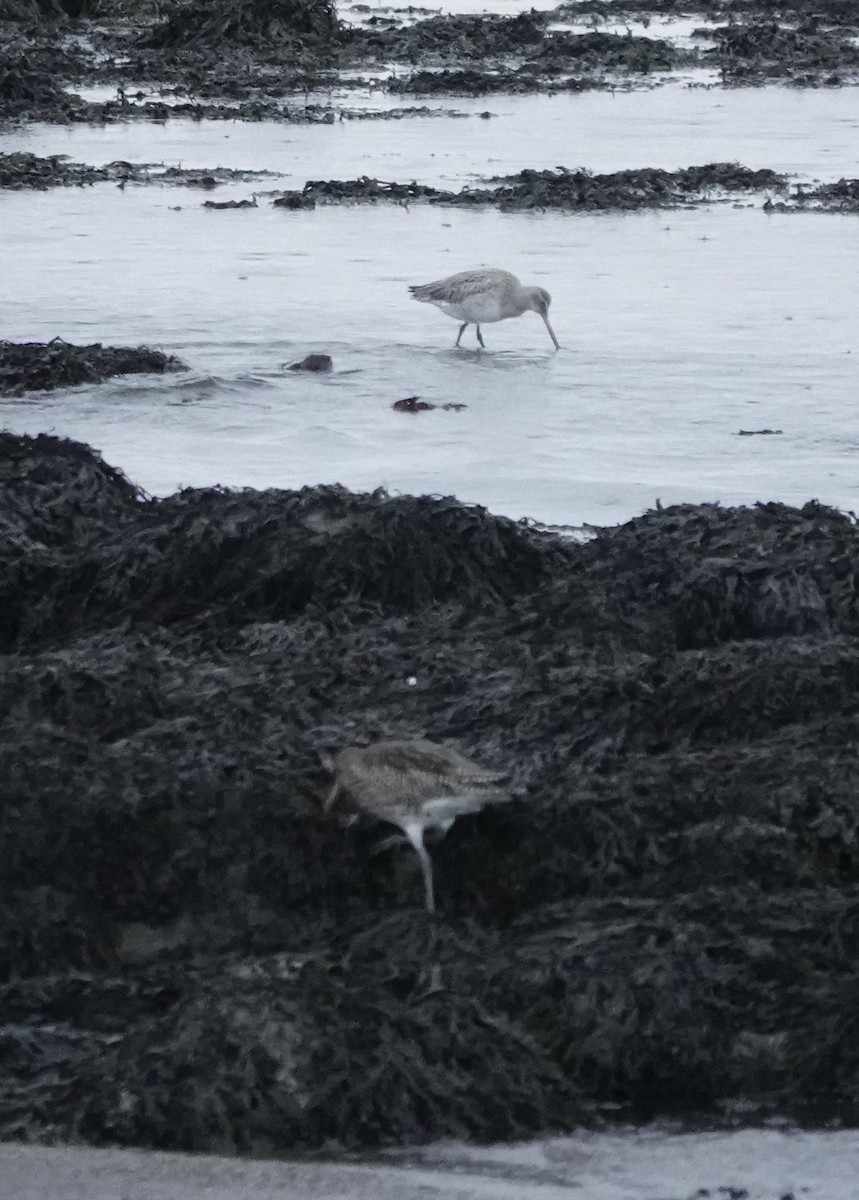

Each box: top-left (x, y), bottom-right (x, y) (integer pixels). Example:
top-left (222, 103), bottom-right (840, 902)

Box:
top-left (408, 283), bottom-right (437, 303)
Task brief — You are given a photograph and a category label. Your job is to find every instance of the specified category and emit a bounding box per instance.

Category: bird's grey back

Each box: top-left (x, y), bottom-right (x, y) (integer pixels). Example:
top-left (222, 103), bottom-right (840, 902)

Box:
top-left (409, 269), bottom-right (520, 307)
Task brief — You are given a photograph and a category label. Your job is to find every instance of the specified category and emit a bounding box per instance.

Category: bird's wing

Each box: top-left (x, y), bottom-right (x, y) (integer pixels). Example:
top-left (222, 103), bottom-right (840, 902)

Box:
top-left (421, 784), bottom-right (510, 821)
top-left (409, 270), bottom-right (511, 306)
top-left (366, 739), bottom-right (461, 776)
top-left (364, 739), bottom-right (506, 785)
top-left (422, 794), bottom-right (488, 819)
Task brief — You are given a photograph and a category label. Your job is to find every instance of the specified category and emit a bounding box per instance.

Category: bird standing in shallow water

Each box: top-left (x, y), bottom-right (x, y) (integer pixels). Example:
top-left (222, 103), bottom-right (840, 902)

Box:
top-left (324, 738), bottom-right (509, 914)
top-left (409, 268), bottom-right (560, 350)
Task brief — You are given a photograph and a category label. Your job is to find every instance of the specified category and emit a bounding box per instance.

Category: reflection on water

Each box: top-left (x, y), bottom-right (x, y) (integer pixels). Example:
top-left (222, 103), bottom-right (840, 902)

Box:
top-left (1, 80), bottom-right (858, 527)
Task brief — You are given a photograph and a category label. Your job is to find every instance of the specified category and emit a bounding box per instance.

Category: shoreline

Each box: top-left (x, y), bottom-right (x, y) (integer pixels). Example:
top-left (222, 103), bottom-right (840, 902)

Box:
top-left (3, 1127), bottom-right (859, 1199)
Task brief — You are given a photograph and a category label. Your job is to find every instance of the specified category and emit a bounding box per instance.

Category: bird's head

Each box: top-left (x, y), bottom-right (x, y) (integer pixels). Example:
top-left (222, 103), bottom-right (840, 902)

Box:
top-left (527, 286), bottom-right (552, 317)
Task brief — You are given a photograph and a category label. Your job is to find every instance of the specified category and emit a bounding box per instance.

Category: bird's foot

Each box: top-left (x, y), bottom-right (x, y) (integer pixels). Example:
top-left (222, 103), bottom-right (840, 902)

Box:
top-left (415, 961), bottom-right (445, 1000)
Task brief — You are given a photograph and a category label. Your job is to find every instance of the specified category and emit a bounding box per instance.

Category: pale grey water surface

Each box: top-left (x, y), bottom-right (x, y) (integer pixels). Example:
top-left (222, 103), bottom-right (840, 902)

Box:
top-left (2, 81), bottom-right (858, 526)
top-left (2, 1127), bottom-right (859, 1199)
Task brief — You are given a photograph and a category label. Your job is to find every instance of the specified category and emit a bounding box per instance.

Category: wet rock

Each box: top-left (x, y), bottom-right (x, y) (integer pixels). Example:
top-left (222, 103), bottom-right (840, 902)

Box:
top-left (0, 339), bottom-right (186, 395)
top-left (272, 190), bottom-right (317, 209)
top-left (3, 436), bottom-right (859, 1148)
top-left (393, 395), bottom-right (435, 411)
top-left (392, 397), bottom-right (467, 412)
top-left (288, 353), bottom-right (333, 371)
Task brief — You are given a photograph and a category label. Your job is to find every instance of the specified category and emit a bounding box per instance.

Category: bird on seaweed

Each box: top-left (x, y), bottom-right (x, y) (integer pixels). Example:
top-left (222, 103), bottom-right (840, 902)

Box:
top-left (323, 738), bottom-right (509, 914)
top-left (409, 268), bottom-right (560, 350)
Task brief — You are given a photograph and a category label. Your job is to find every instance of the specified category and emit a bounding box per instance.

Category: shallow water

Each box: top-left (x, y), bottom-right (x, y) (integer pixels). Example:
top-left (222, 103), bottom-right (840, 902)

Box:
top-left (8, 84), bottom-right (859, 180)
top-left (2, 25), bottom-right (859, 528)
top-left (2, 1128), bottom-right (859, 1199)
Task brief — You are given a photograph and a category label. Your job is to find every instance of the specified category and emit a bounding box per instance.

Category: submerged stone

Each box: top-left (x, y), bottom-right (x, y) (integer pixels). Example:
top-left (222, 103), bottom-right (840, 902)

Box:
top-left (287, 353), bottom-right (333, 371)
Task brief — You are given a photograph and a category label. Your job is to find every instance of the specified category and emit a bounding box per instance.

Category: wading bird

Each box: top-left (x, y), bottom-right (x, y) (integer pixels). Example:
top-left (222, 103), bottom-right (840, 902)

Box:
top-left (324, 738), bottom-right (509, 913)
top-left (409, 268), bottom-right (560, 350)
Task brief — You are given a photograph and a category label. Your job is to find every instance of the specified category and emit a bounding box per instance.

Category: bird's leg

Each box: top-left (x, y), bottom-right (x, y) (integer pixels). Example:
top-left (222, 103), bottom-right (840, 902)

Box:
top-left (400, 823), bottom-right (444, 996)
top-left (417, 840), bottom-right (435, 914)
top-left (476, 325), bottom-right (485, 349)
top-left (455, 322), bottom-right (468, 347)
top-left (404, 823), bottom-right (435, 914)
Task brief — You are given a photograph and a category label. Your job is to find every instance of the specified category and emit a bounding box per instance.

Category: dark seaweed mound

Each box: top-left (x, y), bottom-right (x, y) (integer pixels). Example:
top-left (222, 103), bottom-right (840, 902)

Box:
top-left (2, 433), bottom-right (859, 1147)
top-left (765, 176), bottom-right (859, 213)
top-left (143, 0), bottom-right (340, 50)
top-left (478, 163), bottom-right (785, 211)
top-left (0, 52), bottom-right (83, 119)
top-left (0, 151), bottom-right (109, 186)
top-left (0, 0), bottom-right (59, 18)
top-left (0, 339), bottom-right (186, 395)
top-left (348, 11), bottom-right (546, 63)
top-left (706, 19), bottom-right (859, 79)
top-left (295, 163), bottom-right (786, 211)
top-left (348, 15), bottom-right (689, 77)
top-left (531, 29), bottom-right (684, 72)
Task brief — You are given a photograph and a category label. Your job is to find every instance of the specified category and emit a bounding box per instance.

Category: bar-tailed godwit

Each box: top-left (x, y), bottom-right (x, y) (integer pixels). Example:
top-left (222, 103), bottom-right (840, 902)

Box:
top-left (324, 738), bottom-right (509, 913)
top-left (409, 267), bottom-right (560, 350)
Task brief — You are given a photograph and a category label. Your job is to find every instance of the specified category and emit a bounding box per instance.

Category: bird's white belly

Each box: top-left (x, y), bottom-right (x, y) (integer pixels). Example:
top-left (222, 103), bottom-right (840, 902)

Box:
top-left (437, 295), bottom-right (505, 324)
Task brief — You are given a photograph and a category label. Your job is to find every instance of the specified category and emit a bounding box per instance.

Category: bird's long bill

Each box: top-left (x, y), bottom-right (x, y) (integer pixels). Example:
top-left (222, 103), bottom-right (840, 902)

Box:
top-left (542, 314), bottom-right (561, 350)
top-left (323, 780), bottom-right (340, 813)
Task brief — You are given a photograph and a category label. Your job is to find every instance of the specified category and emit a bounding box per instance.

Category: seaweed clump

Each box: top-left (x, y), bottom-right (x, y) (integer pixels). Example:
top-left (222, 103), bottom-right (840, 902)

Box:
top-left (144, 0), bottom-right (341, 51)
top-left (0, 151), bottom-right (111, 186)
top-left (764, 176), bottom-right (859, 213)
top-left (473, 162), bottom-right (786, 211)
top-left (346, 11), bottom-right (546, 64)
top-left (529, 29), bottom-right (686, 73)
top-left (0, 339), bottom-right (186, 395)
top-left (2, 434), bottom-right (859, 1149)
top-left (0, 52), bottom-right (81, 119)
top-left (706, 19), bottom-right (859, 81)
top-left (388, 66), bottom-right (611, 96)
top-left (347, 15), bottom-right (689, 85)
top-left (0, 152), bottom-right (284, 188)
top-left (291, 162), bottom-right (786, 212)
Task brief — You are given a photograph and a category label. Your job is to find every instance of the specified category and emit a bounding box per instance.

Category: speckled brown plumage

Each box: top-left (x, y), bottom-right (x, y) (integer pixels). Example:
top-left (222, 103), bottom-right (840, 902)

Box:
top-left (324, 738), bottom-right (508, 913)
